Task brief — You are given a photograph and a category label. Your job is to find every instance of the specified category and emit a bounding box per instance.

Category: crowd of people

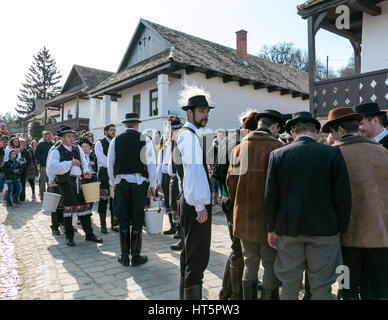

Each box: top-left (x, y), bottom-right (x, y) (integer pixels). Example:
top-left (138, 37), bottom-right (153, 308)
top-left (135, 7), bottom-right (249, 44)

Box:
top-left (1, 83), bottom-right (387, 301)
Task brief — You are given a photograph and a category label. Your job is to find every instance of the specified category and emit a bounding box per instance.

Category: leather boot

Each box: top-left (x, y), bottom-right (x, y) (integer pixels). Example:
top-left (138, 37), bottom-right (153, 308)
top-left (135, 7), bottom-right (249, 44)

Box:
top-left (171, 239), bottom-right (184, 251)
top-left (99, 211), bottom-right (108, 234)
top-left (219, 259), bottom-right (232, 300)
top-left (230, 264), bottom-right (243, 300)
top-left (261, 287), bottom-right (280, 300)
top-left (163, 212), bottom-right (177, 235)
top-left (179, 277), bottom-right (184, 300)
top-left (184, 284), bottom-right (202, 300)
top-left (118, 230), bottom-right (130, 266)
top-left (242, 280), bottom-right (258, 300)
top-left (131, 231), bottom-right (148, 266)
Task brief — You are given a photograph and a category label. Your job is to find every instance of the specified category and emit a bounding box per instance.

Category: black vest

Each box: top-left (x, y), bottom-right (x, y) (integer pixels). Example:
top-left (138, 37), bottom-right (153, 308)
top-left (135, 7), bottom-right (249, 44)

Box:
top-left (113, 130), bottom-right (149, 178)
top-left (172, 127), bottom-right (210, 188)
top-left (55, 144), bottom-right (81, 180)
top-left (100, 137), bottom-right (110, 156)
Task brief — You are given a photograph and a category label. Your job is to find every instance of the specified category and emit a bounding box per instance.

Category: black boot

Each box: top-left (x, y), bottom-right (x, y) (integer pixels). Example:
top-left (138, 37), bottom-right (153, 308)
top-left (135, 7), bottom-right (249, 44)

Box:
top-left (85, 233), bottom-right (103, 243)
top-left (163, 212), bottom-right (177, 235)
top-left (171, 239), bottom-right (184, 251)
top-left (184, 284), bottom-right (202, 300)
top-left (230, 265), bottom-right (243, 300)
top-left (179, 277), bottom-right (184, 300)
top-left (81, 215), bottom-right (103, 243)
top-left (219, 259), bottom-right (232, 300)
top-left (118, 230), bottom-right (130, 266)
top-left (66, 238), bottom-right (75, 247)
top-left (242, 280), bottom-right (258, 300)
top-left (173, 224), bottom-right (182, 239)
top-left (131, 231), bottom-right (148, 266)
top-left (99, 211), bottom-right (108, 234)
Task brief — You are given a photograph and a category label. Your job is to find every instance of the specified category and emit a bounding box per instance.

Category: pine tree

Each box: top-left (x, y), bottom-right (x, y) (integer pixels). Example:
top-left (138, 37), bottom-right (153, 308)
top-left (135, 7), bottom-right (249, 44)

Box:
top-left (17, 47), bottom-right (62, 116)
top-left (29, 119), bottom-right (45, 139)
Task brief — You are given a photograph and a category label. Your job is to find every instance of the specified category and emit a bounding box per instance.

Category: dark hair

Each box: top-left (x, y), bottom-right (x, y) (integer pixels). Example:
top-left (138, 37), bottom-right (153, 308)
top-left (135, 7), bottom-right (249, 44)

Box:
top-left (104, 124), bottom-right (115, 132)
top-left (329, 120), bottom-right (359, 133)
top-left (291, 121), bottom-right (316, 134)
top-left (366, 114), bottom-right (384, 126)
top-left (257, 116), bottom-right (276, 128)
top-left (9, 137), bottom-right (20, 148)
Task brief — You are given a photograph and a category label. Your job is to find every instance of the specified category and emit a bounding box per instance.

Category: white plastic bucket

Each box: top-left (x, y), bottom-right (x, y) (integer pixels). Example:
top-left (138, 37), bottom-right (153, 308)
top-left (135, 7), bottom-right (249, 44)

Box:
top-left (42, 192), bottom-right (62, 212)
top-left (145, 210), bottom-right (164, 234)
top-left (81, 181), bottom-right (101, 203)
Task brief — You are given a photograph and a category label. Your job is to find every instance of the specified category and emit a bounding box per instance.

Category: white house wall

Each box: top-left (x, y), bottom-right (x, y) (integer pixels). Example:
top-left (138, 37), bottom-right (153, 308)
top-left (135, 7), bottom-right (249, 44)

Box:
top-left (361, 0), bottom-right (388, 73)
top-left (63, 100), bottom-right (90, 120)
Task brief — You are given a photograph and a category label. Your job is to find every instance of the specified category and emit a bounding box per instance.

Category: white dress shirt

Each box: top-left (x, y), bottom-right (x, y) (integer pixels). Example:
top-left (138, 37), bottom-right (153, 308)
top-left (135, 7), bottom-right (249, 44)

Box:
top-left (374, 128), bottom-right (388, 143)
top-left (46, 144), bottom-right (59, 182)
top-left (107, 128), bottom-right (157, 189)
top-left (156, 140), bottom-right (172, 185)
top-left (84, 152), bottom-right (96, 174)
top-left (95, 137), bottom-right (111, 169)
top-left (49, 144), bottom-right (90, 177)
top-left (176, 122), bottom-right (211, 212)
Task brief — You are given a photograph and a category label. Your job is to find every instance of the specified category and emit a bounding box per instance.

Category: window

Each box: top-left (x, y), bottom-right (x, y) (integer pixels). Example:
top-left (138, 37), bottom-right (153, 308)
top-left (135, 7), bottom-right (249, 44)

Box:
top-left (149, 89), bottom-right (158, 116)
top-left (133, 94), bottom-right (141, 115)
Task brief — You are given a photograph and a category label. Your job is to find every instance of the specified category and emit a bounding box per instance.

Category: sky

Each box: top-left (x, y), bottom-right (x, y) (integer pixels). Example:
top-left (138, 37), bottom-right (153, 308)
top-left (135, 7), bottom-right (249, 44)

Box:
top-left (0, 0), bottom-right (354, 115)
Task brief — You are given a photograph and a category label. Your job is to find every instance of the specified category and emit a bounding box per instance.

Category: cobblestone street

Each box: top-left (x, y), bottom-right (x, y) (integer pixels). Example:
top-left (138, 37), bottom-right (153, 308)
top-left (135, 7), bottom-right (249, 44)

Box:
top-left (0, 187), bottom-right (236, 300)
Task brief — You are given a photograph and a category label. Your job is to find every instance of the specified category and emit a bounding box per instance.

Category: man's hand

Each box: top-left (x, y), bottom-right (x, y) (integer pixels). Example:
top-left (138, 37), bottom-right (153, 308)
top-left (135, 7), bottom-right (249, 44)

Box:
top-left (84, 173), bottom-right (91, 179)
top-left (72, 159), bottom-right (81, 167)
top-left (148, 187), bottom-right (155, 198)
top-left (156, 184), bottom-right (161, 191)
top-left (89, 161), bottom-right (95, 166)
top-left (196, 208), bottom-right (208, 224)
top-left (268, 232), bottom-right (279, 250)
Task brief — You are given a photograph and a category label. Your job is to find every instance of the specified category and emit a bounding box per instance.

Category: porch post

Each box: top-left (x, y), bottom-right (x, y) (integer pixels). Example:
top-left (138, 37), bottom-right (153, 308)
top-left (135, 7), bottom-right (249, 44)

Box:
top-left (44, 106), bottom-right (47, 125)
top-left (157, 74), bottom-right (169, 117)
top-left (61, 103), bottom-right (64, 122)
top-left (90, 98), bottom-right (99, 132)
top-left (102, 95), bottom-right (111, 126)
top-left (307, 15), bottom-right (316, 116)
top-left (350, 40), bottom-right (361, 74)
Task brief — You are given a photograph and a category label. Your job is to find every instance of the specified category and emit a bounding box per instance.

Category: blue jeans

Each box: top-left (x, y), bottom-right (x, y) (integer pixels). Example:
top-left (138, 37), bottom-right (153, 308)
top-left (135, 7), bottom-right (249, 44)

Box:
top-left (7, 181), bottom-right (22, 203)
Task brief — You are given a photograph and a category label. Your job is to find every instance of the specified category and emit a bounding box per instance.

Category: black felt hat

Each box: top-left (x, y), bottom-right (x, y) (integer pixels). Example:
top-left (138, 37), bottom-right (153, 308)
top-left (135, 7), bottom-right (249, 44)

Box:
top-left (122, 113), bottom-right (142, 123)
top-left (79, 138), bottom-right (93, 147)
top-left (168, 116), bottom-right (183, 129)
top-left (285, 111), bottom-right (321, 134)
top-left (181, 95), bottom-right (214, 111)
top-left (353, 102), bottom-right (385, 118)
top-left (255, 110), bottom-right (285, 126)
top-left (57, 126), bottom-right (76, 136)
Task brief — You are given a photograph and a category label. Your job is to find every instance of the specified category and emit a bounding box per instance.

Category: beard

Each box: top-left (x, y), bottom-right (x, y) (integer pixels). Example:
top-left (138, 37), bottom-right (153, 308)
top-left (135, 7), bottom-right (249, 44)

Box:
top-left (193, 116), bottom-right (208, 128)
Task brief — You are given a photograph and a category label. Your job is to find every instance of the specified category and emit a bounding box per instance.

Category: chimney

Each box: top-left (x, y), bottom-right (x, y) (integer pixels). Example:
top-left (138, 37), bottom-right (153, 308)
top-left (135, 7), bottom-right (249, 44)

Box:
top-left (236, 30), bottom-right (248, 62)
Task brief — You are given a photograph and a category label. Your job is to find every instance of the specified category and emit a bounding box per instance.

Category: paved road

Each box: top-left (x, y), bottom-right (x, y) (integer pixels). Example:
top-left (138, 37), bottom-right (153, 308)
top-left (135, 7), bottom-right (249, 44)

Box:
top-left (0, 187), bottom-right (234, 300)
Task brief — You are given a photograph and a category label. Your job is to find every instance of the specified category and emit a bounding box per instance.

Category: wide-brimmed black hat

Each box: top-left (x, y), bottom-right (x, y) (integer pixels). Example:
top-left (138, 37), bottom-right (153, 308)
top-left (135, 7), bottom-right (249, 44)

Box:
top-left (181, 95), bottom-right (214, 111)
top-left (168, 116), bottom-right (183, 129)
top-left (79, 138), bottom-right (93, 147)
top-left (122, 113), bottom-right (142, 123)
top-left (255, 110), bottom-right (285, 126)
top-left (285, 111), bottom-right (321, 134)
top-left (353, 102), bottom-right (385, 118)
top-left (57, 126), bottom-right (76, 136)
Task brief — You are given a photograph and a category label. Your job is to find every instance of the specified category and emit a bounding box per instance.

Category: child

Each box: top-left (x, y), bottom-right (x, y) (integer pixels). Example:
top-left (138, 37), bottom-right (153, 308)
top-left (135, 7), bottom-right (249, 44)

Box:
top-left (2, 149), bottom-right (22, 207)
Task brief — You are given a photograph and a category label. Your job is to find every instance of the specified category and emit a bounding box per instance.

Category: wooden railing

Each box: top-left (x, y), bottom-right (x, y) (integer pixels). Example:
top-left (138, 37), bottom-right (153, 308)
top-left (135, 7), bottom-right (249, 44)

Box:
top-left (44, 118), bottom-right (89, 134)
top-left (313, 68), bottom-right (388, 116)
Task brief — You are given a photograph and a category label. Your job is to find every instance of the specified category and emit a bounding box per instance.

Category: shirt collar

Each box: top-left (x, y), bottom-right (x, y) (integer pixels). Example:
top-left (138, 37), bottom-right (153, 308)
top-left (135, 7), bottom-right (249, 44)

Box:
top-left (374, 129), bottom-right (388, 143)
top-left (62, 144), bottom-right (73, 151)
top-left (295, 135), bottom-right (316, 143)
top-left (256, 127), bottom-right (272, 136)
top-left (104, 136), bottom-right (111, 142)
top-left (184, 122), bottom-right (199, 134)
top-left (126, 128), bottom-right (137, 132)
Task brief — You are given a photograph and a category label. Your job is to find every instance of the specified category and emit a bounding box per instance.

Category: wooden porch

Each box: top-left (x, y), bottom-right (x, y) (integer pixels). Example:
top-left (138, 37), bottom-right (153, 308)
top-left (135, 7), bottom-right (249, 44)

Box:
top-left (44, 118), bottom-right (90, 135)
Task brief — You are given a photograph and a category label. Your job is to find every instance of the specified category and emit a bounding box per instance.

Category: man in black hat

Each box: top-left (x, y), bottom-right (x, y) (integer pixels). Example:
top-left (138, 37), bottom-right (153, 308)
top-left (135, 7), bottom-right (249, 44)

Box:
top-left (173, 89), bottom-right (213, 300)
top-left (226, 109), bottom-right (284, 300)
top-left (107, 113), bottom-right (156, 267)
top-left (95, 123), bottom-right (119, 234)
top-left (49, 126), bottom-right (103, 246)
top-left (264, 111), bottom-right (352, 300)
top-left (354, 102), bottom-right (388, 149)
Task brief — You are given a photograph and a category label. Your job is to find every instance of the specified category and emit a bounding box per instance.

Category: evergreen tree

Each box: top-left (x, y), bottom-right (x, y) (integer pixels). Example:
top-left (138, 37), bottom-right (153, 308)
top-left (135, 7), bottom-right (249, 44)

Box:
top-left (29, 119), bottom-right (45, 139)
top-left (17, 47), bottom-right (62, 116)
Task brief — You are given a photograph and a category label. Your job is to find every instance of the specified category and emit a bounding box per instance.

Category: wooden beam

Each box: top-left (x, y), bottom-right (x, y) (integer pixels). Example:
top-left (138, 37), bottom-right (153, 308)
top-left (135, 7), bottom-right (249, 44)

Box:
top-left (185, 66), bottom-right (195, 75)
top-left (302, 94), bottom-right (310, 100)
top-left (314, 12), bottom-right (327, 35)
top-left (281, 89), bottom-right (291, 96)
top-left (308, 16), bottom-right (316, 115)
top-left (205, 70), bottom-right (217, 79)
top-left (350, 39), bottom-right (361, 74)
top-left (254, 83), bottom-right (266, 90)
top-left (267, 86), bottom-right (279, 93)
top-left (292, 92), bottom-right (302, 98)
top-left (161, 71), bottom-right (182, 79)
top-left (223, 75), bottom-right (233, 83)
top-left (321, 21), bottom-right (361, 42)
top-left (76, 96), bottom-right (79, 120)
top-left (61, 103), bottom-right (64, 122)
top-left (239, 79), bottom-right (250, 87)
top-left (349, 0), bottom-right (381, 16)
top-left (44, 107), bottom-right (47, 125)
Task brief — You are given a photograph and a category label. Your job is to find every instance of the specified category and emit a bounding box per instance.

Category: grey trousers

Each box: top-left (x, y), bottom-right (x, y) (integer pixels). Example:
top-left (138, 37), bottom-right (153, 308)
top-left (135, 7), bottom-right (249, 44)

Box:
top-left (275, 234), bottom-right (342, 300)
top-left (39, 166), bottom-right (48, 198)
top-left (240, 239), bottom-right (280, 290)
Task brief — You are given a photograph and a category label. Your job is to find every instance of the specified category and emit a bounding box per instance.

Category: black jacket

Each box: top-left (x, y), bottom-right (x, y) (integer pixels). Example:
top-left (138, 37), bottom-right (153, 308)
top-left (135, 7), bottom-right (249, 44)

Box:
top-left (379, 134), bottom-right (388, 150)
top-left (20, 148), bottom-right (31, 172)
top-left (2, 157), bottom-right (22, 181)
top-left (264, 136), bottom-right (352, 237)
top-left (35, 140), bottom-right (54, 166)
